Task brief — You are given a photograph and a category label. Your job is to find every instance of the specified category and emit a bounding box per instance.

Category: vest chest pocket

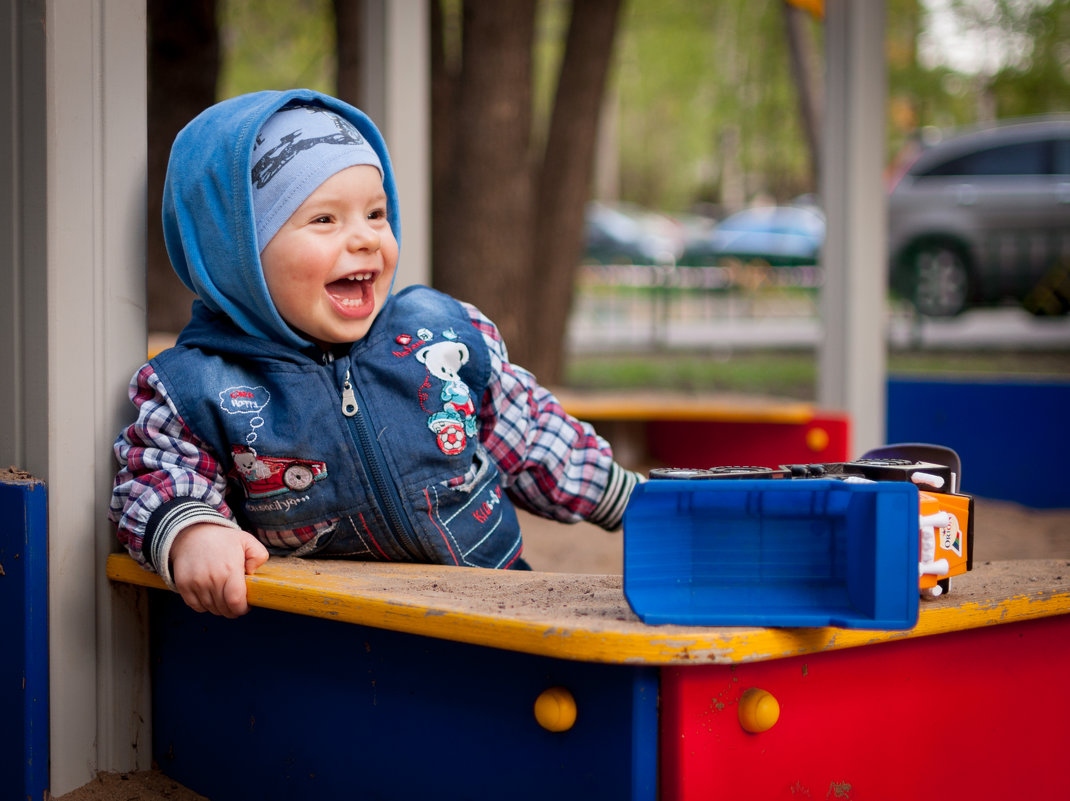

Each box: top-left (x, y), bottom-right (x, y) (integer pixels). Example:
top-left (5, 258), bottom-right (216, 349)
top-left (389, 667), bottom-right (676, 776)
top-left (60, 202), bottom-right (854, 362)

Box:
top-left (409, 446), bottom-right (522, 569)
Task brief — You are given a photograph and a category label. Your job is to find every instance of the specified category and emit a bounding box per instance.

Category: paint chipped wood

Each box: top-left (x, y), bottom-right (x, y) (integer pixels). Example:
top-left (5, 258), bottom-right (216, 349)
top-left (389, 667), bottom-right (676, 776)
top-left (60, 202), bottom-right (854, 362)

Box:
top-left (107, 554), bottom-right (1069, 666)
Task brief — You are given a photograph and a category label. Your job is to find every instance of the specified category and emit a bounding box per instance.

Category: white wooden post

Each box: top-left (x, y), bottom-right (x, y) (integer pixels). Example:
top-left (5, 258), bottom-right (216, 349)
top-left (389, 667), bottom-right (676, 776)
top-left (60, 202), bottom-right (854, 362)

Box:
top-left (362, 0), bottom-right (431, 289)
top-left (818, 0), bottom-right (888, 454)
top-left (1, 1), bottom-right (150, 793)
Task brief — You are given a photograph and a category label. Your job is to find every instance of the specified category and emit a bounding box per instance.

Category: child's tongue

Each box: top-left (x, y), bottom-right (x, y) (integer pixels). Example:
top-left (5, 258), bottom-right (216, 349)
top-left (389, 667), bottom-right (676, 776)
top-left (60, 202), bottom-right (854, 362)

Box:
top-left (326, 277), bottom-right (371, 305)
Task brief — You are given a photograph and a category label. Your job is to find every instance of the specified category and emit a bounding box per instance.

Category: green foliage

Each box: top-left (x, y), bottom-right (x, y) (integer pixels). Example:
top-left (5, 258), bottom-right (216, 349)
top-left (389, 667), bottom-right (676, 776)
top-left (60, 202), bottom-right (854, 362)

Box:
top-left (217, 0), bottom-right (336, 99)
top-left (213, 0), bottom-right (1069, 213)
top-left (613, 0), bottom-right (815, 211)
top-left (987, 0), bottom-right (1070, 118)
top-left (904, 0), bottom-right (1069, 129)
top-left (612, 0), bottom-right (1069, 214)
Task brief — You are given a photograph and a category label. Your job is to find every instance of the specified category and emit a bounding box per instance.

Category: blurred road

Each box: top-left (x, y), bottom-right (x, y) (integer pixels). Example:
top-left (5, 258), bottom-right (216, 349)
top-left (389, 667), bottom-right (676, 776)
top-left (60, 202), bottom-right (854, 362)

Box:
top-left (886, 307), bottom-right (1070, 350)
top-left (567, 295), bottom-right (1070, 353)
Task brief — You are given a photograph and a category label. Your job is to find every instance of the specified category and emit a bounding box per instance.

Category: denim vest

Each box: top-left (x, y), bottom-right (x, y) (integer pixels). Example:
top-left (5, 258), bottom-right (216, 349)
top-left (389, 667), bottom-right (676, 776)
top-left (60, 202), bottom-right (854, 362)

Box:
top-left (152, 286), bottom-right (522, 568)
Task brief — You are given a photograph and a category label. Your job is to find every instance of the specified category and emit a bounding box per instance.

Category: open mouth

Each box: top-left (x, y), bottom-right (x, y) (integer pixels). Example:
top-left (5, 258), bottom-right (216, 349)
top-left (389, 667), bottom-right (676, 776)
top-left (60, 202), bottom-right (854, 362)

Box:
top-left (325, 272), bottom-right (376, 312)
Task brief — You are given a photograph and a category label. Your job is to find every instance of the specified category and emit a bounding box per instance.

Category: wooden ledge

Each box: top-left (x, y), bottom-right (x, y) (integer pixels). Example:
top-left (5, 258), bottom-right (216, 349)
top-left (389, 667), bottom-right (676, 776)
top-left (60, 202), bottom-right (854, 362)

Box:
top-left (107, 553), bottom-right (1070, 666)
top-left (552, 389), bottom-right (821, 424)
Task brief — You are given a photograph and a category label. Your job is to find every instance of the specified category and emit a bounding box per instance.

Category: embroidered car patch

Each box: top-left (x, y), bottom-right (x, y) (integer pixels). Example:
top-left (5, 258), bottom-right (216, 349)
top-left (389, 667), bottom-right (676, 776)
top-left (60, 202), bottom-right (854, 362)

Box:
top-left (230, 444), bottom-right (327, 499)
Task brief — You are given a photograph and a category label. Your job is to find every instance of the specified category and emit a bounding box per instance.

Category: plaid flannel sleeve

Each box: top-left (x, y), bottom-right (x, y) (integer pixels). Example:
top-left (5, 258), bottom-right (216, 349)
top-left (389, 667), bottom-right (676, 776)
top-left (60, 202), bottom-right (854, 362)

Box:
top-left (109, 363), bottom-right (239, 587)
top-left (463, 302), bottom-right (643, 530)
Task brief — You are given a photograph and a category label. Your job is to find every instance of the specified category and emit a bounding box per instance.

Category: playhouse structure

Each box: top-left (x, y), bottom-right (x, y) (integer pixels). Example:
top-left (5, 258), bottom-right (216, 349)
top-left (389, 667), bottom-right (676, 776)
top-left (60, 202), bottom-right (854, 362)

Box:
top-left (7, 2), bottom-right (1068, 799)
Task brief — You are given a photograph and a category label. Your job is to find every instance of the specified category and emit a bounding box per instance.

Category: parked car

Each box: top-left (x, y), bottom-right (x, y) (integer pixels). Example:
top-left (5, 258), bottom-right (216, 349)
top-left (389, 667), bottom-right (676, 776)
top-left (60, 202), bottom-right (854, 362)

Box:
top-left (681, 204), bottom-right (825, 267)
top-left (583, 201), bottom-right (684, 265)
top-left (888, 116), bottom-right (1070, 316)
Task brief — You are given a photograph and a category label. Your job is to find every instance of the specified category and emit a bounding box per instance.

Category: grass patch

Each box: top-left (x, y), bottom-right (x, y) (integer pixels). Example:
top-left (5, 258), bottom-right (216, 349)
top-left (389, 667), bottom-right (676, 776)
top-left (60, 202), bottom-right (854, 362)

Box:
top-left (563, 349), bottom-right (1070, 400)
top-left (564, 350), bottom-right (815, 398)
top-left (886, 349), bottom-right (1070, 376)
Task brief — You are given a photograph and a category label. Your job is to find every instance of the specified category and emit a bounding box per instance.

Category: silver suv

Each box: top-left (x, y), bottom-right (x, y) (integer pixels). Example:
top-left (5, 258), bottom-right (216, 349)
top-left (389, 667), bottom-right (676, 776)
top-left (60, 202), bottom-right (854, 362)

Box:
top-left (888, 116), bottom-right (1070, 316)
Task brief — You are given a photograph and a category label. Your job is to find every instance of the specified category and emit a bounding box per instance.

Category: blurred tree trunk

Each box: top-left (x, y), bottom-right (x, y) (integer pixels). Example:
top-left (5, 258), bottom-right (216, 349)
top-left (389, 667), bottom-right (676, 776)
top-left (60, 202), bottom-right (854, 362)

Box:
top-left (431, 0), bottom-right (622, 385)
top-left (781, 0), bottom-right (823, 189)
top-left (147, 0), bottom-right (220, 334)
top-left (334, 0), bottom-right (363, 106)
top-left (528, 0), bottom-right (621, 381)
top-left (431, 0), bottom-right (536, 363)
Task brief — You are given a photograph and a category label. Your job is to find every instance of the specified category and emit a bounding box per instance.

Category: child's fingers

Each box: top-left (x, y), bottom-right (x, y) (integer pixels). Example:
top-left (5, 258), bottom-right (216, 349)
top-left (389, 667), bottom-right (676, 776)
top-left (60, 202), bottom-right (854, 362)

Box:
top-left (176, 568), bottom-right (246, 618)
top-left (181, 583), bottom-right (228, 617)
top-left (220, 570), bottom-right (250, 617)
top-left (243, 536), bottom-right (270, 574)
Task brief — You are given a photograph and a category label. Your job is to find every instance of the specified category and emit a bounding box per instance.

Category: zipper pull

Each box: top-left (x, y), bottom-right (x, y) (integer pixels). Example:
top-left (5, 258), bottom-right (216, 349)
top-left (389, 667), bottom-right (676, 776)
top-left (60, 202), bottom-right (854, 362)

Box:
top-left (341, 370), bottom-right (358, 417)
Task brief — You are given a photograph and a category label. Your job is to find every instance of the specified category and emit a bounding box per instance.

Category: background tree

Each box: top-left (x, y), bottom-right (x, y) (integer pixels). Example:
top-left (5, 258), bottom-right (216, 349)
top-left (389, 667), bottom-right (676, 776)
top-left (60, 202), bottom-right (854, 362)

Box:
top-left (147, 0), bottom-right (218, 334)
top-left (430, 0), bottom-right (622, 382)
top-left (982, 0), bottom-right (1070, 118)
top-left (781, 0), bottom-right (823, 188)
top-left (333, 0), bottom-right (363, 104)
top-left (614, 0), bottom-right (816, 212)
top-left (430, 0), bottom-right (537, 368)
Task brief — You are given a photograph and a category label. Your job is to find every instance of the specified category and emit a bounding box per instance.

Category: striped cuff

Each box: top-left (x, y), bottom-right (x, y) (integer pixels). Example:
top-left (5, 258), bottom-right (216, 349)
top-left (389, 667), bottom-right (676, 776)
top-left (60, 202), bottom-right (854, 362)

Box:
top-left (588, 463), bottom-right (645, 531)
top-left (144, 498), bottom-right (240, 590)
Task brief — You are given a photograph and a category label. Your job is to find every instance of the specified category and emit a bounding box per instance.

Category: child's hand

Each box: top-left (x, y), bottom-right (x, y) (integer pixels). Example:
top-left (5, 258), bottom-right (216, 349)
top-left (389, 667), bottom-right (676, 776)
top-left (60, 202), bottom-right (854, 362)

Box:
top-left (170, 523), bottom-right (269, 618)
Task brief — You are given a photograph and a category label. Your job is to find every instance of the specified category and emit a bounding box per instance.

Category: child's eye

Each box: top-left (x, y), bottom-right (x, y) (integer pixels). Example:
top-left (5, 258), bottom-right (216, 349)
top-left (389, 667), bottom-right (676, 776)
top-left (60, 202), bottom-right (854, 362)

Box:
top-left (368, 208), bottom-right (387, 221)
top-left (311, 215), bottom-right (334, 224)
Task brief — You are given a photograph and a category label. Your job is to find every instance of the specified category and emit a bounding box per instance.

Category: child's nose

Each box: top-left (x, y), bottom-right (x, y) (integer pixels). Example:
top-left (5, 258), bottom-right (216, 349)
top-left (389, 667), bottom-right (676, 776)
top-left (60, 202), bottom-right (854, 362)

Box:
top-left (347, 222), bottom-right (380, 252)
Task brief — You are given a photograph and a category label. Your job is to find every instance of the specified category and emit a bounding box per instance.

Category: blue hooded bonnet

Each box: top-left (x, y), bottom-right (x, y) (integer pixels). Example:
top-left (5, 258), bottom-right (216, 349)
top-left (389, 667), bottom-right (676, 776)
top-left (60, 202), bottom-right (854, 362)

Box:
top-left (162, 89), bottom-right (401, 350)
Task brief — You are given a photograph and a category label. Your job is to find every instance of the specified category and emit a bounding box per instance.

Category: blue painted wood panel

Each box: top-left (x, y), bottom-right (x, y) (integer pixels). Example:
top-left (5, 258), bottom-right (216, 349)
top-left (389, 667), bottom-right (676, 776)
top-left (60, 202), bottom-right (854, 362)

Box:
top-left (0, 476), bottom-right (49, 798)
top-left (151, 592), bottom-right (658, 801)
top-left (887, 377), bottom-right (1069, 508)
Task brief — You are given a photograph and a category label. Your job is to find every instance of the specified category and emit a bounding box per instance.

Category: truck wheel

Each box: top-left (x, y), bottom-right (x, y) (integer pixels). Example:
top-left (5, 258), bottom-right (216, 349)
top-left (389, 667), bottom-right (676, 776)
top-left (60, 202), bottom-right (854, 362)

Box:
top-left (900, 240), bottom-right (972, 317)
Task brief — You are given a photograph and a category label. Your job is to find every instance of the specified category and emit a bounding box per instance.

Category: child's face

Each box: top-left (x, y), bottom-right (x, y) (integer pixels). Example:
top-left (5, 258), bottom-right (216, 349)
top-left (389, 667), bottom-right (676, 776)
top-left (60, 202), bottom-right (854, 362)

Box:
top-left (261, 165), bottom-right (398, 349)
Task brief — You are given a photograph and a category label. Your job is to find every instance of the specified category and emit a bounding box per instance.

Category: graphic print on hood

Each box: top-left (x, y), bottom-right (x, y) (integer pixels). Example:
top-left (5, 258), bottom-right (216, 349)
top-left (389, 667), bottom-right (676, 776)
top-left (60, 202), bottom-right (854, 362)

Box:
top-left (162, 89), bottom-right (401, 350)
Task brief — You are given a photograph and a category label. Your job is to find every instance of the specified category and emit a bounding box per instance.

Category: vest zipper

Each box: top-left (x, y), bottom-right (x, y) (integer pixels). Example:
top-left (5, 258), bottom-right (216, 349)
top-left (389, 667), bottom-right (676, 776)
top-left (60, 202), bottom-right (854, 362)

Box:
top-left (340, 369), bottom-right (426, 560)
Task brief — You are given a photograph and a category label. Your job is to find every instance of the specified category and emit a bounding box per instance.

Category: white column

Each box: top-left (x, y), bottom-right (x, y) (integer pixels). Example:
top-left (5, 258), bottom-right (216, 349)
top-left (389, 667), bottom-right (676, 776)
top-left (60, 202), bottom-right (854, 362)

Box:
top-left (818, 0), bottom-right (888, 454)
top-left (0, 1), bottom-right (149, 793)
top-left (363, 0), bottom-right (431, 289)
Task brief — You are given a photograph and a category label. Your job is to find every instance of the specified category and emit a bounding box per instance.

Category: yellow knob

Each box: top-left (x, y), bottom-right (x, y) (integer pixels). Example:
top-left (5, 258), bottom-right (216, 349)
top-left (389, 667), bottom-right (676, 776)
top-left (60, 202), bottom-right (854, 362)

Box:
top-left (534, 686), bottom-right (577, 732)
top-left (806, 426), bottom-right (830, 453)
top-left (738, 688), bottom-right (780, 733)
